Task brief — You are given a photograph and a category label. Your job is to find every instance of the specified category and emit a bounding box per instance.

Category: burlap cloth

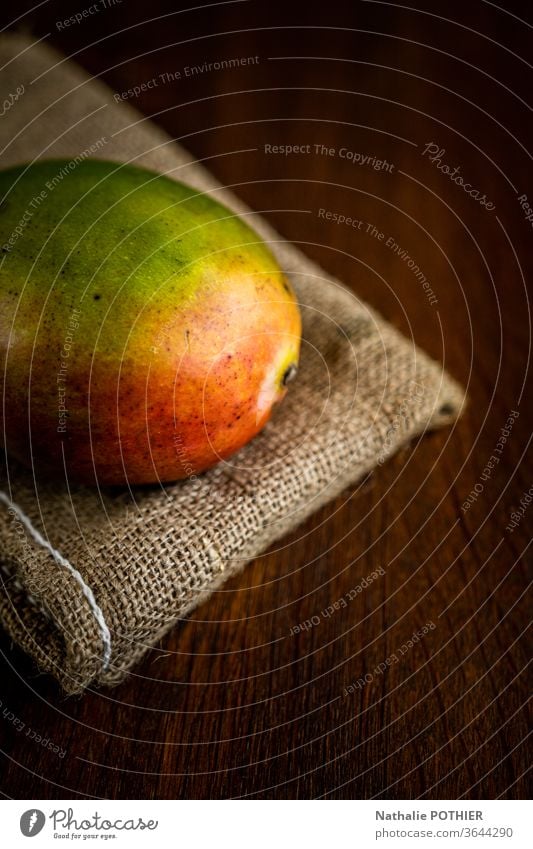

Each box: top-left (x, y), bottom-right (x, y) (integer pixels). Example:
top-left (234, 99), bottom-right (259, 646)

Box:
top-left (0, 35), bottom-right (464, 693)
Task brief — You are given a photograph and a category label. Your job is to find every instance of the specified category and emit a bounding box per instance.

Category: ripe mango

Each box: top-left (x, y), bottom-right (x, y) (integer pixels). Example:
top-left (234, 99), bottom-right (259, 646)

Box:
top-left (0, 160), bottom-right (301, 485)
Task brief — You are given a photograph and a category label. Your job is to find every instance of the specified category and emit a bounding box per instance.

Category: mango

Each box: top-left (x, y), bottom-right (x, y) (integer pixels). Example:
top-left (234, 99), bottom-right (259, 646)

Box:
top-left (0, 160), bottom-right (301, 485)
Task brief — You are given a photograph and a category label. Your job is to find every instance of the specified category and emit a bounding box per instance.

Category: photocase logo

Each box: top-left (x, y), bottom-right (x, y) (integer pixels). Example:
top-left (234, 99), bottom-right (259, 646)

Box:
top-left (20, 809), bottom-right (46, 837)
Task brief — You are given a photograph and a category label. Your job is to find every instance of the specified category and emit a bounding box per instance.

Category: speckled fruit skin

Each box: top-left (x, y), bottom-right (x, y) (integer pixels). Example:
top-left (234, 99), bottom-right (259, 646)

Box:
top-left (0, 160), bottom-right (301, 485)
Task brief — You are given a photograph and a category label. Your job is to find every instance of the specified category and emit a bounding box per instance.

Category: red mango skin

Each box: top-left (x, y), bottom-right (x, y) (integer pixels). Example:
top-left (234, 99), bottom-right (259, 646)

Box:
top-left (0, 160), bottom-right (301, 486)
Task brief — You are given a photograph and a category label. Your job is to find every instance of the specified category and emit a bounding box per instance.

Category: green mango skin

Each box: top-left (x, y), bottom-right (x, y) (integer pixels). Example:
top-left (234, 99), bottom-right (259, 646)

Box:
top-left (0, 159), bottom-right (301, 485)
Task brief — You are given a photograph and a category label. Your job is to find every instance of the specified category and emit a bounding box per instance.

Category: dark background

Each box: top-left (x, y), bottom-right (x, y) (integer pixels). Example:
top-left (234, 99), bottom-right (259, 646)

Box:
top-left (0, 0), bottom-right (531, 799)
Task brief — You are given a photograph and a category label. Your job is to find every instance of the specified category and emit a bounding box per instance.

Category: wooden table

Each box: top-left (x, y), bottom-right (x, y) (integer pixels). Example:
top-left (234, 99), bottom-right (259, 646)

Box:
top-left (0, 0), bottom-right (530, 799)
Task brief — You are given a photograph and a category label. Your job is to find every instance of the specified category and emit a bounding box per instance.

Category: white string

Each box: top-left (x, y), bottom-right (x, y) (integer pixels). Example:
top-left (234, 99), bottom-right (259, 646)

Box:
top-left (0, 490), bottom-right (112, 670)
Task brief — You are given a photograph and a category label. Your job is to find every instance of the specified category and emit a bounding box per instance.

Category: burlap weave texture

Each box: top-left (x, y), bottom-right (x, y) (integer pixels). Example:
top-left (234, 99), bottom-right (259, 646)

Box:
top-left (0, 36), bottom-right (464, 692)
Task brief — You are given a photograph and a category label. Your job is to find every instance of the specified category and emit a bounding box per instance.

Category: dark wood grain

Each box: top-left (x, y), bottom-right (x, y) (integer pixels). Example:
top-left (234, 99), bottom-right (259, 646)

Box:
top-left (0, 0), bottom-right (530, 799)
